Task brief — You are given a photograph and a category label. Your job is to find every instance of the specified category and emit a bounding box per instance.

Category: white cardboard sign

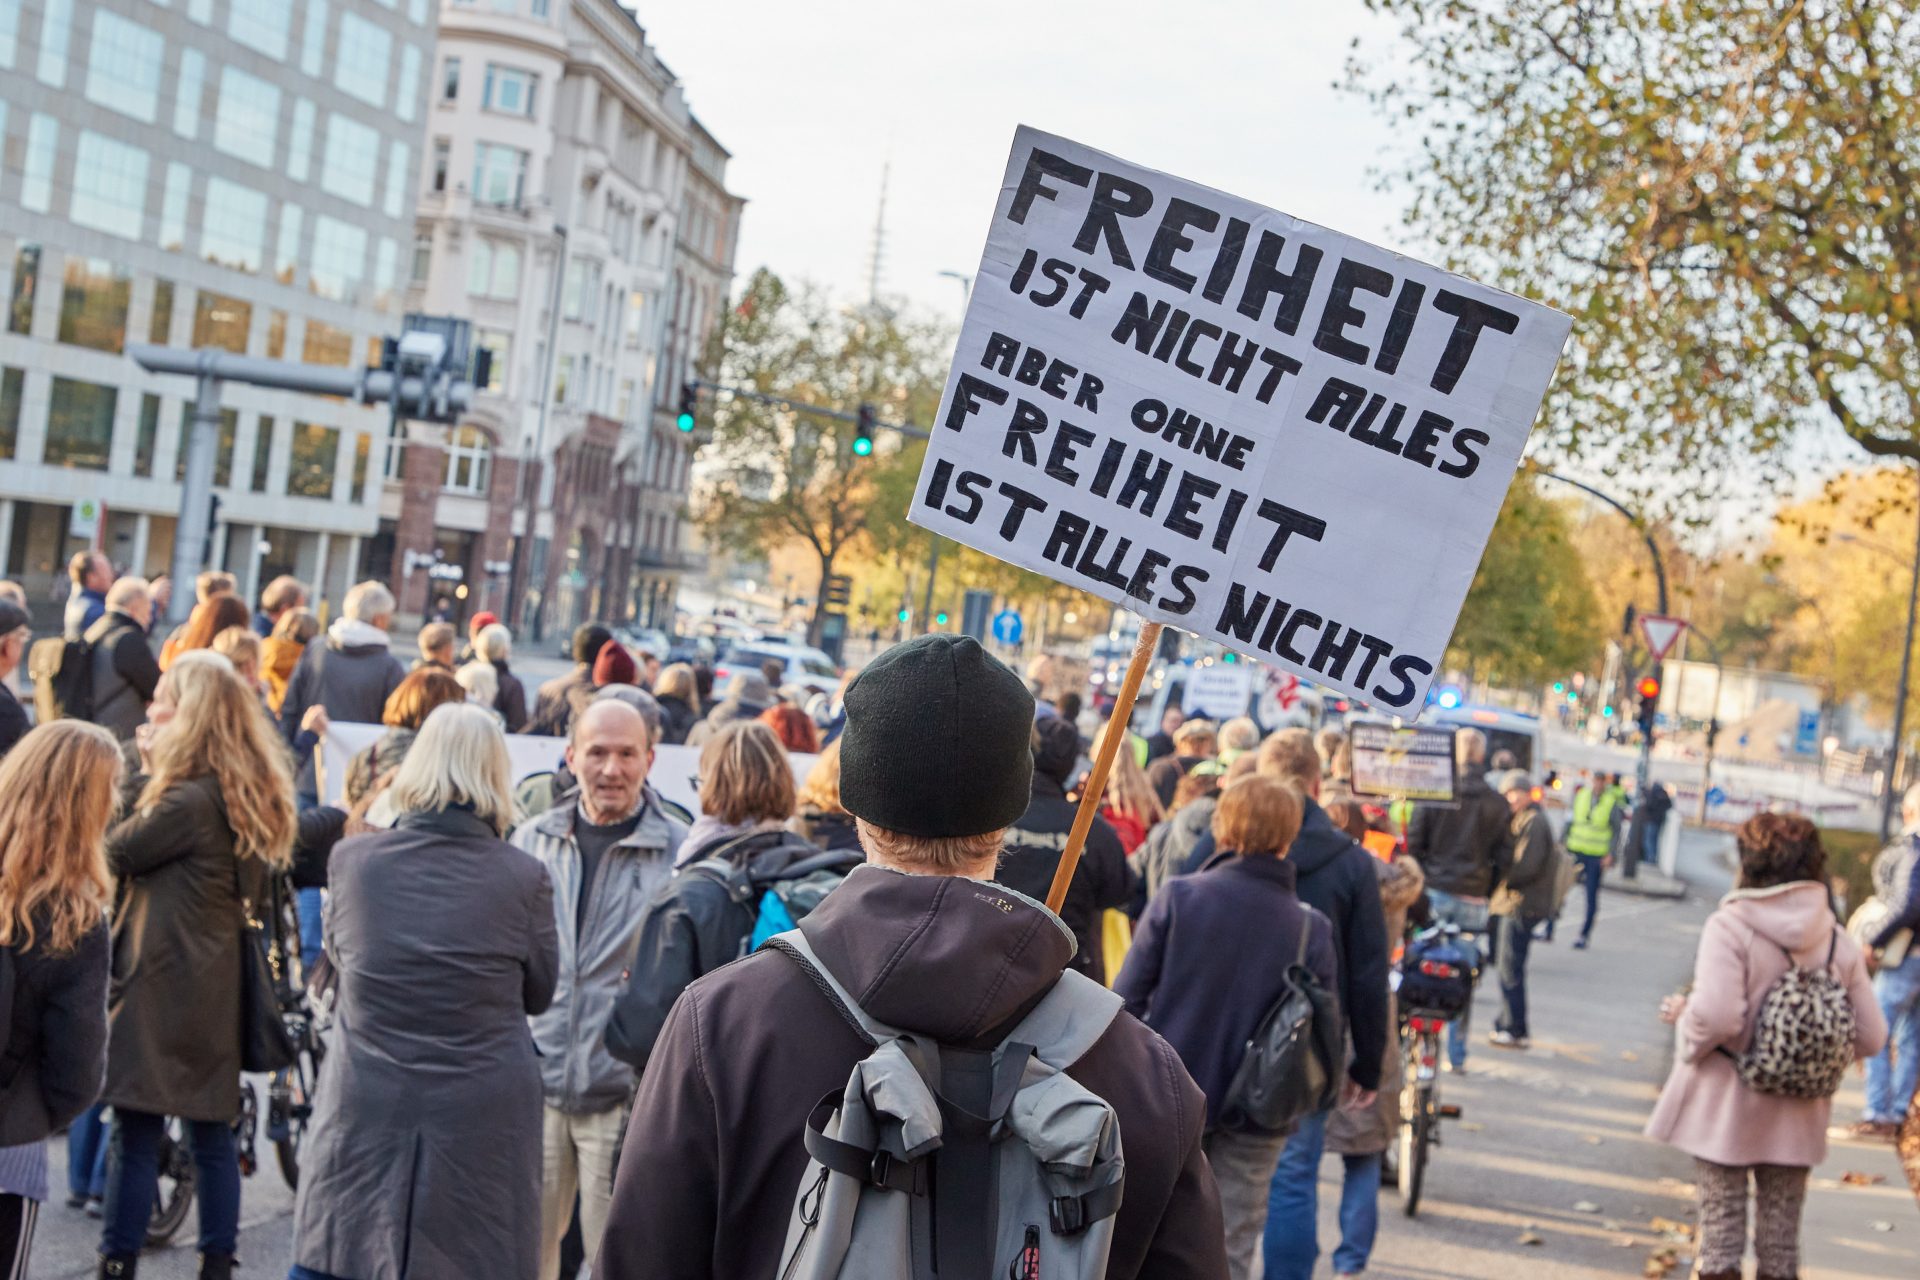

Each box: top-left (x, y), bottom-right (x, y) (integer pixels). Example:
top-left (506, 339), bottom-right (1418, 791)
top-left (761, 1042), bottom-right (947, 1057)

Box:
top-left (912, 127), bottom-right (1572, 713)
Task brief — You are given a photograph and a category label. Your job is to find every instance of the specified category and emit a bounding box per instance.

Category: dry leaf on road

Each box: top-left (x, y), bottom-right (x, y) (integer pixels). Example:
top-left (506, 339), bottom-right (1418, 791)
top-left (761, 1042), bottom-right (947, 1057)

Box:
top-left (1870, 1220), bottom-right (1895, 1232)
top-left (1583, 1134), bottom-right (1605, 1146)
top-left (1643, 1246), bottom-right (1679, 1277)
top-left (1840, 1171), bottom-right (1886, 1187)
top-left (1649, 1216), bottom-right (1694, 1241)
top-left (1517, 1230), bottom-right (1544, 1246)
top-left (1573, 1200), bottom-right (1602, 1214)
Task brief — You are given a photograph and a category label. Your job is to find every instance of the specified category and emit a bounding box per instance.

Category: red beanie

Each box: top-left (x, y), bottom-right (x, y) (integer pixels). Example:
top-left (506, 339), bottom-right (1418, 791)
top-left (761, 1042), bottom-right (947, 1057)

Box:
top-left (469, 610), bottom-right (499, 636)
top-left (592, 638), bottom-right (638, 687)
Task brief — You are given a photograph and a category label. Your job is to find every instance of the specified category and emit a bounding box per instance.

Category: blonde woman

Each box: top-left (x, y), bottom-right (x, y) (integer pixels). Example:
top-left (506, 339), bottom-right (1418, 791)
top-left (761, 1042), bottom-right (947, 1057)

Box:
top-left (211, 625), bottom-right (265, 699)
top-left (0, 723), bottom-right (123, 1273)
top-left (289, 704), bottom-right (557, 1280)
top-left (790, 739), bottom-right (860, 852)
top-left (97, 650), bottom-right (296, 1279)
top-left (651, 662), bottom-right (701, 745)
top-left (1092, 721), bottom-right (1167, 853)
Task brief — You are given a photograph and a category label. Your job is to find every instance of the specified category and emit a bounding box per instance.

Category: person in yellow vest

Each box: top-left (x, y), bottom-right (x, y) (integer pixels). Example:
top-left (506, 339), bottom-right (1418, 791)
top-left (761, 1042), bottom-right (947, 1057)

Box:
top-left (1565, 772), bottom-right (1625, 949)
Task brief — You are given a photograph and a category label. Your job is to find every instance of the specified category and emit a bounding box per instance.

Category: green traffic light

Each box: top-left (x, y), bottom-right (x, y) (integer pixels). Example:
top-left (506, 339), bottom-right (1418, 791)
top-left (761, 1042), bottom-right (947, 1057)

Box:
top-left (675, 412), bottom-right (695, 432)
top-left (1602, 704), bottom-right (1615, 718)
top-left (897, 609), bottom-right (910, 622)
top-left (852, 436), bottom-right (873, 456)
top-left (935, 612), bottom-right (949, 625)
top-left (1223, 652), bottom-right (1237, 663)
top-left (1552, 681), bottom-right (1566, 693)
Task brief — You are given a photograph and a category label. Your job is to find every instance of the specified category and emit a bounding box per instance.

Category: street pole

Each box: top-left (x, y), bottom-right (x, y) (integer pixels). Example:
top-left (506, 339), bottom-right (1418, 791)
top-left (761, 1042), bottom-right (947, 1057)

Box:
top-left (1881, 473), bottom-right (1920, 842)
top-left (168, 366), bottom-right (223, 627)
top-left (922, 534), bottom-right (941, 635)
top-left (509, 222), bottom-right (568, 642)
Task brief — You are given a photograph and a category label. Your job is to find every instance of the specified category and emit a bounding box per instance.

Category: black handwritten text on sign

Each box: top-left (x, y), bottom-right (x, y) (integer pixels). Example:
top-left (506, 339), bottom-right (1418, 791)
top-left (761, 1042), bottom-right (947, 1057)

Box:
top-left (912, 127), bottom-right (1572, 712)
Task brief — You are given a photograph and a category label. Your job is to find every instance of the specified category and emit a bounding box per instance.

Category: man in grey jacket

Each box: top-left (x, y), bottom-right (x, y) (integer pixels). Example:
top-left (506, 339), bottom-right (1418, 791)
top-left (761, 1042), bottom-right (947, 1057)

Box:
top-left (277, 581), bottom-right (408, 803)
top-left (511, 699), bottom-right (687, 1280)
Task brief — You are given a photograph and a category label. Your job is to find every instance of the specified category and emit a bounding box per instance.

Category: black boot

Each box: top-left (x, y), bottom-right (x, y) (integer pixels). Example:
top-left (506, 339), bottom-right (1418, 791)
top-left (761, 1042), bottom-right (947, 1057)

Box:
top-left (198, 1253), bottom-right (236, 1280)
top-left (98, 1255), bottom-right (138, 1279)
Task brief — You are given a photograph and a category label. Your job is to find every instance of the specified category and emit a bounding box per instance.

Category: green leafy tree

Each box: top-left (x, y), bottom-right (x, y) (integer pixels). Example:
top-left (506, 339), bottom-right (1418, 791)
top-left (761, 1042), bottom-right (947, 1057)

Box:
top-left (696, 269), bottom-right (951, 641)
top-left (1447, 478), bottom-right (1604, 685)
top-left (1355, 0), bottom-right (1920, 501)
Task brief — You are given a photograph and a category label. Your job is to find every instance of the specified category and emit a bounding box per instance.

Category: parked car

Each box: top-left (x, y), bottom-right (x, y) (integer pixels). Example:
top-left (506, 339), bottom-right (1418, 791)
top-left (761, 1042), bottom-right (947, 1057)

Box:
top-left (713, 641), bottom-right (840, 697)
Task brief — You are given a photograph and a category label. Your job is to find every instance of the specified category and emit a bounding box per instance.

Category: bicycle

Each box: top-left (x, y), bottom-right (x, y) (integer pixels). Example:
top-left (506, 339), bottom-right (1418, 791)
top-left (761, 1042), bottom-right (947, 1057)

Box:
top-left (1394, 922), bottom-right (1480, 1218)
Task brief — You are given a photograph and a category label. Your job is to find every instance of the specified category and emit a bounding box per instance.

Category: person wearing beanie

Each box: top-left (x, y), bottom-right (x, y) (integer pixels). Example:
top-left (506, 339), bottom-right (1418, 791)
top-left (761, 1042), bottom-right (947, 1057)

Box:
top-left (592, 638), bottom-right (639, 689)
top-left (598, 634), bottom-right (1228, 1280)
top-left (994, 716), bottom-right (1131, 980)
top-left (529, 622), bottom-right (613, 737)
top-left (460, 609), bottom-right (500, 663)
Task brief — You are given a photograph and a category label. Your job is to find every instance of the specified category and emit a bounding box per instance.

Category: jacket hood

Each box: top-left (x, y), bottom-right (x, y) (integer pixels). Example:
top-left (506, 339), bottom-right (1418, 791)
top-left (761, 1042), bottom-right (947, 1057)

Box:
top-left (327, 618), bottom-right (392, 652)
top-left (1722, 880), bottom-right (1837, 953)
top-left (1286, 798), bottom-right (1357, 877)
top-left (799, 864), bottom-right (1075, 1045)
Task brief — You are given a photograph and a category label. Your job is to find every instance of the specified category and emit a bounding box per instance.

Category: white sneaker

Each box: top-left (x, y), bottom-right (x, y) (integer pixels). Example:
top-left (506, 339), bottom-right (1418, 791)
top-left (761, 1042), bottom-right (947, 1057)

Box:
top-left (1489, 1030), bottom-right (1531, 1050)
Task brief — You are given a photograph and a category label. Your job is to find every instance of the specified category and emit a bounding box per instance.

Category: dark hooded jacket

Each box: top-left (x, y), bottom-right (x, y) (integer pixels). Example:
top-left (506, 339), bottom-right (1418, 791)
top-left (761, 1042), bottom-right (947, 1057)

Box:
top-left (1184, 796), bottom-right (1392, 1091)
top-left (1407, 769), bottom-right (1514, 898)
top-left (278, 622), bottom-right (408, 795)
top-left (654, 692), bottom-right (698, 746)
top-left (596, 865), bottom-right (1227, 1280)
top-left (994, 718), bottom-right (1129, 980)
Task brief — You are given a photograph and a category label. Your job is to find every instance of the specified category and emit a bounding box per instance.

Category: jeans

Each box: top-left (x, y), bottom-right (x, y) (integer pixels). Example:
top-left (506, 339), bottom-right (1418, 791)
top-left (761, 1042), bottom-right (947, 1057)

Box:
top-left (1261, 1110), bottom-right (1383, 1278)
top-left (1641, 815), bottom-right (1663, 872)
top-left (102, 1110), bottom-right (240, 1257)
top-left (1865, 953), bottom-right (1920, 1124)
top-left (65, 1103), bottom-right (110, 1200)
top-left (1494, 913), bottom-right (1539, 1039)
top-left (1574, 854), bottom-right (1604, 940)
top-left (296, 792), bottom-right (324, 971)
top-left (1425, 890), bottom-right (1488, 1069)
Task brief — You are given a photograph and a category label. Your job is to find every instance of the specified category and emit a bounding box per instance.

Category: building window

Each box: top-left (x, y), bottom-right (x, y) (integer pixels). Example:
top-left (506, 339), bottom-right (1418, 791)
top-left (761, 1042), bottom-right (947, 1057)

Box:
top-left (472, 143), bottom-right (527, 207)
top-left (36, 0), bottom-right (70, 87)
top-left (349, 431), bottom-right (371, 501)
top-left (20, 114), bottom-right (55, 212)
top-left (475, 329), bottom-right (509, 393)
top-left (554, 354), bottom-right (572, 403)
top-left (396, 44), bottom-right (421, 123)
top-left (410, 234), bottom-right (432, 285)
top-left (150, 279), bottom-right (175, 344)
top-left (288, 99), bottom-right (315, 183)
top-left (334, 12), bottom-right (391, 108)
top-left (45, 378), bottom-right (117, 472)
top-left (267, 310), bottom-right (287, 358)
top-left (302, 319), bottom-right (353, 367)
top-left (482, 65), bottom-right (536, 117)
top-left (0, 1), bottom-right (19, 71)
top-left (299, 0), bottom-right (327, 77)
top-left (8, 244), bottom-right (39, 335)
top-left (136, 393), bottom-right (160, 476)
top-left (616, 377), bottom-right (634, 420)
top-left (409, 0), bottom-right (428, 23)
top-left (201, 177), bottom-right (269, 274)
top-left (173, 48), bottom-right (204, 139)
top-left (321, 113), bottom-right (380, 207)
top-left (374, 237), bottom-right (399, 313)
top-left (230, 0), bottom-right (292, 59)
top-left (624, 289), bottom-right (647, 345)
top-left (309, 216), bottom-right (369, 301)
top-left (288, 422), bottom-right (339, 498)
top-left (0, 370), bottom-right (22, 461)
top-left (58, 258), bottom-right (132, 353)
top-left (563, 259), bottom-right (587, 319)
top-left (442, 56), bottom-right (460, 101)
top-left (384, 430), bottom-right (405, 481)
top-left (531, 0), bottom-right (549, 16)
top-left (466, 240), bottom-right (520, 298)
top-left (383, 142), bottom-right (411, 219)
top-left (430, 138), bottom-right (450, 193)
top-left (173, 405), bottom-right (238, 484)
top-left (71, 131), bottom-right (151, 241)
top-left (252, 415), bottom-right (276, 490)
top-left (192, 291), bottom-right (252, 353)
top-left (275, 204), bottom-right (304, 285)
top-left (84, 10), bottom-right (164, 124)
top-left (158, 162), bottom-right (191, 252)
top-left (444, 425), bottom-right (491, 494)
top-left (213, 66), bottom-right (280, 170)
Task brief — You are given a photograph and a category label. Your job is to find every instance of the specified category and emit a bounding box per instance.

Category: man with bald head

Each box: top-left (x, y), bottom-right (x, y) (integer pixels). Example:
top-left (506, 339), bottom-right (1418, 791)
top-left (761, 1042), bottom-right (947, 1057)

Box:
top-left (511, 699), bottom-right (687, 1279)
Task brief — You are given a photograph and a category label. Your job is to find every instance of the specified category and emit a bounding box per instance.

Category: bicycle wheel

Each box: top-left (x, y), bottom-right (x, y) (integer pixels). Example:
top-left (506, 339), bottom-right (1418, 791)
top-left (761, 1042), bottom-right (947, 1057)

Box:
top-left (146, 1117), bottom-right (196, 1247)
top-left (1400, 1082), bottom-right (1431, 1217)
top-left (273, 1037), bottom-right (323, 1189)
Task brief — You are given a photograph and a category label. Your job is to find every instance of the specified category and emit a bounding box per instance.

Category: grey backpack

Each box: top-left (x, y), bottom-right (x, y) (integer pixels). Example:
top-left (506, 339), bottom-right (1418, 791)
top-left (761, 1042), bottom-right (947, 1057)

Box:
top-left (766, 930), bottom-right (1127, 1280)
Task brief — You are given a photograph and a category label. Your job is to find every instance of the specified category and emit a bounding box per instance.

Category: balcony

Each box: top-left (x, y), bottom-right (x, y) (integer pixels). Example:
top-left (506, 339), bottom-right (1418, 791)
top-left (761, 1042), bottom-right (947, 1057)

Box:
top-left (633, 547), bottom-right (707, 574)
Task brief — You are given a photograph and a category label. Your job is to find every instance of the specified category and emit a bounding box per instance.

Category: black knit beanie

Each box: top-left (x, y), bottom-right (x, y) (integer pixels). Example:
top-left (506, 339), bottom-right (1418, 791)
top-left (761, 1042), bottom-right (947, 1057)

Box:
top-left (839, 634), bottom-right (1035, 838)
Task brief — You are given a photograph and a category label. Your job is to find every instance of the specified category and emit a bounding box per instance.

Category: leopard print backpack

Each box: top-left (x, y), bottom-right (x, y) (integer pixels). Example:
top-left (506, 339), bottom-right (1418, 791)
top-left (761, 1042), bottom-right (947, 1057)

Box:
top-left (1726, 927), bottom-right (1856, 1100)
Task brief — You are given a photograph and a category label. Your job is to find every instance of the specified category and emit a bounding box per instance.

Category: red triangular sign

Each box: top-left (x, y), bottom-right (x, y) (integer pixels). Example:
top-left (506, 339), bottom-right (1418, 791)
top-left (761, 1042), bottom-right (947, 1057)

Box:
top-left (1639, 614), bottom-right (1686, 661)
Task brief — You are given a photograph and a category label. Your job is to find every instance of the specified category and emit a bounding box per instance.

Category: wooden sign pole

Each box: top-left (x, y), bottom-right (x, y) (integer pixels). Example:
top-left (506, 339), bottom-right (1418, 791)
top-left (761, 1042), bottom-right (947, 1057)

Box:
top-left (1045, 621), bottom-right (1164, 912)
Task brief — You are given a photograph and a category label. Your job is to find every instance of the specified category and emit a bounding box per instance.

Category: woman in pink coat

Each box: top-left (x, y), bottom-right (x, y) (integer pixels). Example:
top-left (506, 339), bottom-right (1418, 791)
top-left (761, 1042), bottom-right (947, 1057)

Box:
top-left (1646, 813), bottom-right (1887, 1280)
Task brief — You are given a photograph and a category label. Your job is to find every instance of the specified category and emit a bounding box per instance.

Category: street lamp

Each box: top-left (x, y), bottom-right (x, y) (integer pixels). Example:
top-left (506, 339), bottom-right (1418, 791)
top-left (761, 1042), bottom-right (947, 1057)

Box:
top-left (1836, 518), bottom-right (1920, 842)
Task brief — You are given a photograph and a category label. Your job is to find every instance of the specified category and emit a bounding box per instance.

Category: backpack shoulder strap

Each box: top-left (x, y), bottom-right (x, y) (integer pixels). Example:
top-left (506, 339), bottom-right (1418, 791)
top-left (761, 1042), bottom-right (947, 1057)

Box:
top-left (765, 928), bottom-right (895, 1046)
top-left (997, 968), bottom-right (1125, 1073)
top-left (1295, 902), bottom-right (1313, 966)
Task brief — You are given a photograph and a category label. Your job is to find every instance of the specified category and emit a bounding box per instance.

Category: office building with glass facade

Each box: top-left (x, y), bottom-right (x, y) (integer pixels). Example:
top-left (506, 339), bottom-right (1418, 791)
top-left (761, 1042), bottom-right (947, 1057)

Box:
top-left (0, 0), bottom-right (431, 623)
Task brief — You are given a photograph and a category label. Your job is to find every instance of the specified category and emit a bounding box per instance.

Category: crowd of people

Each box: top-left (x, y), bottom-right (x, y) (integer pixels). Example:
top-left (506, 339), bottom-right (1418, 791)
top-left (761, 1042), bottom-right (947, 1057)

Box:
top-left (0, 555), bottom-right (1909, 1279)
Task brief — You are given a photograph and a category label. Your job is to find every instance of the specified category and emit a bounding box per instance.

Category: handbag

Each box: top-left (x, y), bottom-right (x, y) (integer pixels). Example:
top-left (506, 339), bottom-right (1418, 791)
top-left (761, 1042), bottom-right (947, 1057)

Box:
top-left (238, 860), bottom-right (297, 1073)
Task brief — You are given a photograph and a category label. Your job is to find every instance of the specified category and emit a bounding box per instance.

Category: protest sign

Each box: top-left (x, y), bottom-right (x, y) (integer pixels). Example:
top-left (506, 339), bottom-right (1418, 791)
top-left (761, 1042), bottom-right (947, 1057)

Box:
top-left (1349, 720), bottom-right (1457, 802)
top-left (1182, 661), bottom-right (1254, 721)
top-left (318, 724), bottom-right (815, 819)
top-left (911, 126), bottom-right (1572, 713)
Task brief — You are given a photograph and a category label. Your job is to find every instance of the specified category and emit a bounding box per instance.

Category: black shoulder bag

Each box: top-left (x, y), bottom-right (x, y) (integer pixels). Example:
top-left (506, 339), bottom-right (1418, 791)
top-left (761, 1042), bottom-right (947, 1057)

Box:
top-left (237, 860), bottom-right (296, 1073)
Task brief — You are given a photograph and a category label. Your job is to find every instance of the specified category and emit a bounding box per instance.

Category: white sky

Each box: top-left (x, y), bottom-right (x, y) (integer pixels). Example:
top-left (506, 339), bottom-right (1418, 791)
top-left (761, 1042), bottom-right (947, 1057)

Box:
top-left (640, 1), bottom-right (1412, 319)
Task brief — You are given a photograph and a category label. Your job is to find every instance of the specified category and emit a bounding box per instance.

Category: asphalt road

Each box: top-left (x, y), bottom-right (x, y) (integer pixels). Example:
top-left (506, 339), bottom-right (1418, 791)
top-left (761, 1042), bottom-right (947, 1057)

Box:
top-left (35, 825), bottom-right (1911, 1278)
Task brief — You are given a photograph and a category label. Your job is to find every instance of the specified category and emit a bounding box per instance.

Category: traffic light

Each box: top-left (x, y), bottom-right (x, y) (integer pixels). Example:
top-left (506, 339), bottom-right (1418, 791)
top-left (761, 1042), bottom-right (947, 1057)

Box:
top-left (1636, 675), bottom-right (1661, 700)
top-left (853, 403), bottom-right (875, 457)
top-left (676, 381), bottom-right (699, 433)
top-left (1552, 681), bottom-right (1566, 694)
top-left (822, 574), bottom-right (852, 609)
top-left (1637, 673), bottom-right (1660, 734)
top-left (935, 611), bottom-right (949, 626)
top-left (897, 607), bottom-right (910, 623)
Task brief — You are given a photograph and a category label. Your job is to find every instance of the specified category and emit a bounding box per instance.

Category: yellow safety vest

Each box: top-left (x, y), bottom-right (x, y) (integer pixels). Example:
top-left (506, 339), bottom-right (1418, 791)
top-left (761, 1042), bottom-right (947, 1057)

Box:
top-left (1566, 786), bottom-right (1618, 858)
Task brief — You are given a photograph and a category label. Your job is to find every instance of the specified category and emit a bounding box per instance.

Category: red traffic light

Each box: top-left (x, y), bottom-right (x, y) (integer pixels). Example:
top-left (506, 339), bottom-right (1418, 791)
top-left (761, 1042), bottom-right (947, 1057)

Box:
top-left (1636, 675), bottom-right (1661, 700)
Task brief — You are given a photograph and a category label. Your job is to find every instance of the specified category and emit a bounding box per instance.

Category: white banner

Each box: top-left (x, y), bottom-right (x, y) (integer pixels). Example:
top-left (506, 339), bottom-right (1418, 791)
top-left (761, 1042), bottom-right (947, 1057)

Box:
top-left (1181, 663), bottom-right (1254, 721)
top-left (317, 723), bottom-right (816, 819)
top-left (912, 126), bottom-right (1572, 714)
